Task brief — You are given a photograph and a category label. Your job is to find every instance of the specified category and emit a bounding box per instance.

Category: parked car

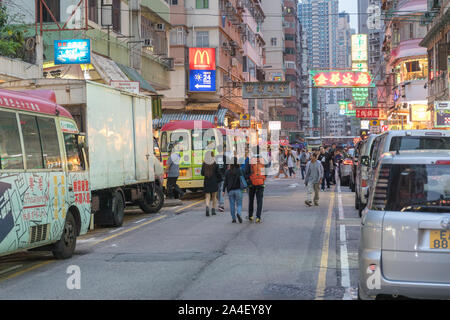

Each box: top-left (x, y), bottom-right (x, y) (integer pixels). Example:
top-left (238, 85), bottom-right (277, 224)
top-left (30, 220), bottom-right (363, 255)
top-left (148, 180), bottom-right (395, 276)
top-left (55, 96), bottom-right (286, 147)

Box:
top-left (351, 142), bottom-right (365, 192)
top-left (339, 151), bottom-right (354, 187)
top-left (359, 150), bottom-right (450, 300)
top-left (355, 134), bottom-right (379, 216)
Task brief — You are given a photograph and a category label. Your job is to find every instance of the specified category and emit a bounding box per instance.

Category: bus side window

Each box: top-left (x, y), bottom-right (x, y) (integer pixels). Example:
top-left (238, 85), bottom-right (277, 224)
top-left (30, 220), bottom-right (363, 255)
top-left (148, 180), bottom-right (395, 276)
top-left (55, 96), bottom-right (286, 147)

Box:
top-left (0, 111), bottom-right (24, 170)
top-left (37, 117), bottom-right (62, 169)
top-left (20, 115), bottom-right (62, 170)
top-left (64, 133), bottom-right (85, 171)
top-left (20, 114), bottom-right (44, 169)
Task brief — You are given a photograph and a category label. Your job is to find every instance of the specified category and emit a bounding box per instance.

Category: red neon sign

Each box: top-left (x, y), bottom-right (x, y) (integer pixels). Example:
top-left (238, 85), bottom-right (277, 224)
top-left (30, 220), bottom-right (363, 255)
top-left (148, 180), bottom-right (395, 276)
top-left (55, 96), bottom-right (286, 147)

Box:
top-left (356, 108), bottom-right (380, 118)
top-left (189, 48), bottom-right (216, 70)
top-left (311, 71), bottom-right (373, 88)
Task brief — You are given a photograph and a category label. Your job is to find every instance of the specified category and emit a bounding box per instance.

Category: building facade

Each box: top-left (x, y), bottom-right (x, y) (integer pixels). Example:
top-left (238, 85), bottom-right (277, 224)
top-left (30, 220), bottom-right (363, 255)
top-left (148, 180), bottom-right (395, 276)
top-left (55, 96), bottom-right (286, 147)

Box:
top-left (381, 0), bottom-right (430, 130)
top-left (419, 0), bottom-right (450, 115)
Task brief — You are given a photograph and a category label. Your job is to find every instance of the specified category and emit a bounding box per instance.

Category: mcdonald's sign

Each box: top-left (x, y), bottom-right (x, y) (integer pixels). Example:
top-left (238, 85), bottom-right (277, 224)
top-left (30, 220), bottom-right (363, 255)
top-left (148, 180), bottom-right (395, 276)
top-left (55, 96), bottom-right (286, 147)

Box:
top-left (189, 48), bottom-right (216, 70)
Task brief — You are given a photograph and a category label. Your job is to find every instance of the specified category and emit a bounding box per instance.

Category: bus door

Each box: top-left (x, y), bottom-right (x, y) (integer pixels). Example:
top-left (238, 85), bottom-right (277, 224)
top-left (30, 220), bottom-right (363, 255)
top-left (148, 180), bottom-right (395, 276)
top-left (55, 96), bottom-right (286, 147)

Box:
top-left (170, 129), bottom-right (192, 182)
top-left (60, 119), bottom-right (91, 234)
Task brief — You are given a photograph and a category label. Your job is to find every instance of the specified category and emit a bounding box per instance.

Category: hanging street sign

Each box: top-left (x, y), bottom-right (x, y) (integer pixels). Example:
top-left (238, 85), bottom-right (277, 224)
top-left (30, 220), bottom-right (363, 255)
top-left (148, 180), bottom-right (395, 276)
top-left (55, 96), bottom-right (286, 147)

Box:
top-left (352, 34), bottom-right (368, 62)
top-left (240, 113), bottom-right (251, 128)
top-left (356, 108), bottom-right (380, 118)
top-left (242, 81), bottom-right (291, 99)
top-left (54, 39), bottom-right (91, 64)
top-left (311, 71), bottom-right (374, 88)
top-left (189, 48), bottom-right (216, 92)
top-left (189, 70), bottom-right (216, 92)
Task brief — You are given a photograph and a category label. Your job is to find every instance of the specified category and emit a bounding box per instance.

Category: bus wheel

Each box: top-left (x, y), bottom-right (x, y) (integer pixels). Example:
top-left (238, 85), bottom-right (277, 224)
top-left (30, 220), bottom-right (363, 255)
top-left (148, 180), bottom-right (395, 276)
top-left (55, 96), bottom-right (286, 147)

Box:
top-left (111, 191), bottom-right (125, 227)
top-left (139, 185), bottom-right (164, 214)
top-left (52, 212), bottom-right (77, 259)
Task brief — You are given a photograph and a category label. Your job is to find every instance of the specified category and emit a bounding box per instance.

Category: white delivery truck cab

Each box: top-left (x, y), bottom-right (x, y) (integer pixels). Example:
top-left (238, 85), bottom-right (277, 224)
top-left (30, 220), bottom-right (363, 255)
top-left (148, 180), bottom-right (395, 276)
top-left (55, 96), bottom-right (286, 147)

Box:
top-left (0, 79), bottom-right (165, 228)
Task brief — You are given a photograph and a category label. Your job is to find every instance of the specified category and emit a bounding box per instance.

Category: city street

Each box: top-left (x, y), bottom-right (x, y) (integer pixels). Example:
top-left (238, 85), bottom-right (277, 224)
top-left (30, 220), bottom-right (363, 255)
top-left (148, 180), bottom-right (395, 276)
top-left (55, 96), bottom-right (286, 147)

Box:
top-left (0, 177), bottom-right (361, 300)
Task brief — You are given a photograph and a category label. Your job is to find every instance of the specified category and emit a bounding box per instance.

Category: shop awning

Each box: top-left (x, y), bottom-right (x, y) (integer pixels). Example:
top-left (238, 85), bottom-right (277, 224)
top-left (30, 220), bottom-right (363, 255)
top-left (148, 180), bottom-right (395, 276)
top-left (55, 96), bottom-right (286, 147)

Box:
top-left (116, 63), bottom-right (157, 94)
top-left (153, 108), bottom-right (228, 129)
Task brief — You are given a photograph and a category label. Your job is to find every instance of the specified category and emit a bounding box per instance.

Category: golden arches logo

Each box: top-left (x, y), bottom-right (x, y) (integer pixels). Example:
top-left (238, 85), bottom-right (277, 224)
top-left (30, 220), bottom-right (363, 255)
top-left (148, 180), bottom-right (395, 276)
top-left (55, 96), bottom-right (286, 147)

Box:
top-left (194, 50), bottom-right (210, 66)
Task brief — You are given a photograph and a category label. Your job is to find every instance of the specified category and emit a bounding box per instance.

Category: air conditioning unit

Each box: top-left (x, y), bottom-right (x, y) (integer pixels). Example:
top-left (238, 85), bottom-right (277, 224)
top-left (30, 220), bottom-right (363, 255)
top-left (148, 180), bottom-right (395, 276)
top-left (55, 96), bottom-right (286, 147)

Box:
top-left (156, 23), bottom-right (165, 31)
top-left (162, 58), bottom-right (174, 70)
top-left (143, 38), bottom-right (153, 47)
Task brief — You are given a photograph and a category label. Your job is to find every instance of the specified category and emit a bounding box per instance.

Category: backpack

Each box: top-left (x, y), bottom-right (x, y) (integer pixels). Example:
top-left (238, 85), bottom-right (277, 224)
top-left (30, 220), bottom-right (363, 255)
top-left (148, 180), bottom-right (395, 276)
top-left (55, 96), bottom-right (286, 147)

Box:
top-left (250, 163), bottom-right (266, 186)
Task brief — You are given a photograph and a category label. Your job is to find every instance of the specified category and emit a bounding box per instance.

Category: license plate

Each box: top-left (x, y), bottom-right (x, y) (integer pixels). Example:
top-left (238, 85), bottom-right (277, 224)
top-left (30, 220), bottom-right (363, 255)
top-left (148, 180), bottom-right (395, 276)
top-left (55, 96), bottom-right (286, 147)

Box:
top-left (430, 230), bottom-right (450, 249)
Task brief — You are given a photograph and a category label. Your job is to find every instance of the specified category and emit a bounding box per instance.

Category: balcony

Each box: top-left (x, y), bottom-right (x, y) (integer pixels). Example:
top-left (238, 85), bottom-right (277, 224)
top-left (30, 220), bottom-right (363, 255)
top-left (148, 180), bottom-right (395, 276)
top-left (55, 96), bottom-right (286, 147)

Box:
top-left (429, 71), bottom-right (449, 99)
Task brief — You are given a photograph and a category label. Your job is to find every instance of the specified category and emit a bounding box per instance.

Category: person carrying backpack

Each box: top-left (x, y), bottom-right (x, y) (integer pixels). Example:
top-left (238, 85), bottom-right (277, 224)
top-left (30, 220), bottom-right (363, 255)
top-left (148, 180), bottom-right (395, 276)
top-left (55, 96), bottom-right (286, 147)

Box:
top-left (245, 156), bottom-right (267, 223)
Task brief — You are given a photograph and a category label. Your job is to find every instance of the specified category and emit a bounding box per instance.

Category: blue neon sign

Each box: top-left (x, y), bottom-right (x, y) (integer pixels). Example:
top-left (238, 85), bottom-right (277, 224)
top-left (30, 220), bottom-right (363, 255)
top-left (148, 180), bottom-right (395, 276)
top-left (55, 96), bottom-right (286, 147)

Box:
top-left (54, 39), bottom-right (91, 65)
top-left (189, 70), bottom-right (216, 92)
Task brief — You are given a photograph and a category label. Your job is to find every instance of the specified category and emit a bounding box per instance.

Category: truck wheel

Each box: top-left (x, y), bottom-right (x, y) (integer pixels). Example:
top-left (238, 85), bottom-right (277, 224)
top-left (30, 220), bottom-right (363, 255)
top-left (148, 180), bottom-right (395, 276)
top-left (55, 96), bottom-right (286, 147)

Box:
top-left (111, 191), bottom-right (125, 227)
top-left (139, 185), bottom-right (164, 214)
top-left (52, 212), bottom-right (77, 259)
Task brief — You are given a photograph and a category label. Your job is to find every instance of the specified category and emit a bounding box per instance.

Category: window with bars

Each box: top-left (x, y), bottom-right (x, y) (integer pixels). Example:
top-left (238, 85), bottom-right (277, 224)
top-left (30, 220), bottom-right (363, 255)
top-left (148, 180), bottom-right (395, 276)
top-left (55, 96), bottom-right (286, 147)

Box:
top-left (88, 0), bottom-right (98, 23)
top-left (196, 31), bottom-right (209, 47)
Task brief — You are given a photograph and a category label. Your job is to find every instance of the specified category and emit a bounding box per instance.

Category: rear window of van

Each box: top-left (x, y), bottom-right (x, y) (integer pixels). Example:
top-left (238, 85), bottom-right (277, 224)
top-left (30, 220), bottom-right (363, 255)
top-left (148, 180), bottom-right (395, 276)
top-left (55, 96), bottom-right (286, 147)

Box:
top-left (389, 136), bottom-right (450, 152)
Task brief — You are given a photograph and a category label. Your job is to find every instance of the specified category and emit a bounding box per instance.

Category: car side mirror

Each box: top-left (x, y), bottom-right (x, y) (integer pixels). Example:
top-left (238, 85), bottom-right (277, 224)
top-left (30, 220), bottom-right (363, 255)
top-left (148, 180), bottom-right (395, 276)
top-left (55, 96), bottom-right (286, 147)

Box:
top-left (361, 156), bottom-right (370, 167)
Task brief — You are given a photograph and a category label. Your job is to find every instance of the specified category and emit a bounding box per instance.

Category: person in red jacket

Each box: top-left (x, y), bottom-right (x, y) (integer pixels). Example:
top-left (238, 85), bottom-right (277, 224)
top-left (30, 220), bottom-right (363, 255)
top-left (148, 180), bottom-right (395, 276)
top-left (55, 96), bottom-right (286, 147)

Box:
top-left (245, 156), bottom-right (267, 223)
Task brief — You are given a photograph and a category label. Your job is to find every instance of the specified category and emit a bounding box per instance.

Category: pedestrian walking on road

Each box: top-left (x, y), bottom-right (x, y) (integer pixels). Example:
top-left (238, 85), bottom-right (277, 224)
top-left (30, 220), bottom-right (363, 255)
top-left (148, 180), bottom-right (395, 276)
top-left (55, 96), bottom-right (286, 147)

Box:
top-left (245, 156), bottom-right (267, 223)
top-left (299, 149), bottom-right (309, 180)
top-left (166, 143), bottom-right (184, 199)
top-left (202, 151), bottom-right (222, 217)
top-left (304, 153), bottom-right (323, 207)
top-left (217, 149), bottom-right (228, 212)
top-left (223, 157), bottom-right (244, 223)
top-left (287, 149), bottom-right (297, 178)
top-left (275, 147), bottom-right (288, 179)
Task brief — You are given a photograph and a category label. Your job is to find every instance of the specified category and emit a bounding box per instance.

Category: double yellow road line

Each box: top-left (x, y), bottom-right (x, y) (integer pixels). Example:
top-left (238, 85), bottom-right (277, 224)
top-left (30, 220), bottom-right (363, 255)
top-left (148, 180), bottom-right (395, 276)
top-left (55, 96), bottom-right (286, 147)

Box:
top-left (315, 190), bottom-right (336, 300)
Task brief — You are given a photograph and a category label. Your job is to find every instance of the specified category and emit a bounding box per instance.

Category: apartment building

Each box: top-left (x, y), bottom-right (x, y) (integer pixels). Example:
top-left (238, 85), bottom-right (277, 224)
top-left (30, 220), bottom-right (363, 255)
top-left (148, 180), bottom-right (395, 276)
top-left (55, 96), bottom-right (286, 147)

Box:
top-left (158, 0), bottom-right (267, 128)
top-left (381, 0), bottom-right (430, 130)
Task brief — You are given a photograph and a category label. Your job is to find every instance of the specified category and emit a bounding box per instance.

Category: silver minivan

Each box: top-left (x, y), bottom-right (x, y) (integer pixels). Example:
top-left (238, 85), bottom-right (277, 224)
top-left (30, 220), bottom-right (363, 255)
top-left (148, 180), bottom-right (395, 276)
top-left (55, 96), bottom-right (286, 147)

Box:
top-left (355, 134), bottom-right (379, 217)
top-left (359, 150), bottom-right (450, 299)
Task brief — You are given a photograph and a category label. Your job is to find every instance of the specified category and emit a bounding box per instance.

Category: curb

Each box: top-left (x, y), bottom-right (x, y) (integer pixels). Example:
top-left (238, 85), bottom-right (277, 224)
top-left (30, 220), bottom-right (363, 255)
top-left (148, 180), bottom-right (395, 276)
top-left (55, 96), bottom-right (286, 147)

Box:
top-left (163, 199), bottom-right (183, 207)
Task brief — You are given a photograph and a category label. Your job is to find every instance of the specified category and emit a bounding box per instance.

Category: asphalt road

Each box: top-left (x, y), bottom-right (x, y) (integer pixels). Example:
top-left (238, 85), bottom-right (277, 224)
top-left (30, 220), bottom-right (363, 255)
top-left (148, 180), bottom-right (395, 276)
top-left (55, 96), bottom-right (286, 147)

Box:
top-left (0, 174), bottom-right (361, 300)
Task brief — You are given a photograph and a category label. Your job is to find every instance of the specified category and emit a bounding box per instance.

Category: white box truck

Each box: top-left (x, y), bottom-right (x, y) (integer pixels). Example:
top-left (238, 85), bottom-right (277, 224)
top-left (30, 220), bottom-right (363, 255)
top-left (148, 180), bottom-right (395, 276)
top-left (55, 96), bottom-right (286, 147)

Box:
top-left (0, 79), bottom-right (165, 227)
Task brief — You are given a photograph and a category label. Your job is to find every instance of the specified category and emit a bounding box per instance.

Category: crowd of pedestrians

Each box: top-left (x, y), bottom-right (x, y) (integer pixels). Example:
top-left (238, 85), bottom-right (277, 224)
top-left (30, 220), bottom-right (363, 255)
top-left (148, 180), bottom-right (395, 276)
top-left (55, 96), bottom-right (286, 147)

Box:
top-left (166, 140), bottom-right (350, 224)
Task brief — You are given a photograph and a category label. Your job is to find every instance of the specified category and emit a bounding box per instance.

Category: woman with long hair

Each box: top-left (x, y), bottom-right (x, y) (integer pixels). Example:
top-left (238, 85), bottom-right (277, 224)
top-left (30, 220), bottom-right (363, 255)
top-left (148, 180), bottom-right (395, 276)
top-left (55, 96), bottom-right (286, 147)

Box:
top-left (201, 150), bottom-right (222, 216)
top-left (223, 157), bottom-right (243, 223)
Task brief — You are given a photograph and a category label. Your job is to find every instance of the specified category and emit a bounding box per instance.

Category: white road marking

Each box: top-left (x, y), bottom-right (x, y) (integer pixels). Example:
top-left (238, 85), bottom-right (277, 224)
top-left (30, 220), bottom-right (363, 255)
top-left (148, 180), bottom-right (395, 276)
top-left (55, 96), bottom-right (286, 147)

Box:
top-left (134, 219), bottom-right (147, 224)
top-left (0, 265), bottom-right (23, 275)
top-left (288, 183), bottom-right (299, 188)
top-left (109, 227), bottom-right (124, 233)
top-left (340, 225), bottom-right (352, 300)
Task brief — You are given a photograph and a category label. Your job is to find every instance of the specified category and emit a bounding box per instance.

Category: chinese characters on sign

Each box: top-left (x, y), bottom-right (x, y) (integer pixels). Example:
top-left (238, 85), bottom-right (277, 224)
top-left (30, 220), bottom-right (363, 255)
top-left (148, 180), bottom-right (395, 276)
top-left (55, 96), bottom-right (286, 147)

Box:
top-left (352, 34), bottom-right (368, 62)
top-left (189, 48), bottom-right (216, 92)
top-left (311, 71), bottom-right (373, 88)
top-left (356, 108), bottom-right (380, 119)
top-left (54, 39), bottom-right (91, 65)
top-left (73, 180), bottom-right (90, 205)
top-left (242, 82), bottom-right (291, 99)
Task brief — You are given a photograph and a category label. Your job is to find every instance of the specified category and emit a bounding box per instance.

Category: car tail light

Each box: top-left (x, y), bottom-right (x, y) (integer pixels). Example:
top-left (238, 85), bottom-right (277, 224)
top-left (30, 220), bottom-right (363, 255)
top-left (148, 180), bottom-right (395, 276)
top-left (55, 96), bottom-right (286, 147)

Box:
top-left (164, 172), bottom-right (168, 179)
top-left (343, 159), bottom-right (353, 165)
top-left (436, 160), bottom-right (450, 165)
top-left (369, 264), bottom-right (377, 272)
top-left (362, 179), bottom-right (368, 187)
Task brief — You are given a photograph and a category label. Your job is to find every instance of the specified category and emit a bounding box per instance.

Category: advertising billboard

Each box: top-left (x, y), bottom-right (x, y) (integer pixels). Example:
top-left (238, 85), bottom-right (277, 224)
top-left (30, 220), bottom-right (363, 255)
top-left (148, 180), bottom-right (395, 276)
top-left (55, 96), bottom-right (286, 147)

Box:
top-left (435, 101), bottom-right (450, 128)
top-left (189, 48), bottom-right (216, 92)
top-left (352, 34), bottom-right (368, 62)
top-left (54, 39), bottom-right (91, 64)
top-left (311, 71), bottom-right (373, 88)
